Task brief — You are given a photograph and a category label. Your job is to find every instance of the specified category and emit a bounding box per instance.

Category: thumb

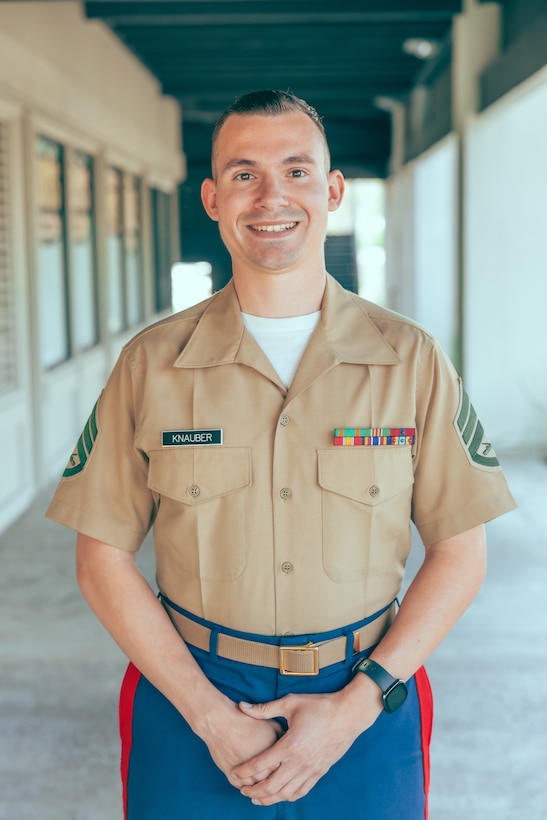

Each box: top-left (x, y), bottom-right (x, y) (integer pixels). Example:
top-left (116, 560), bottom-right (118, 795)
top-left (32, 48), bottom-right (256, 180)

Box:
top-left (239, 699), bottom-right (285, 720)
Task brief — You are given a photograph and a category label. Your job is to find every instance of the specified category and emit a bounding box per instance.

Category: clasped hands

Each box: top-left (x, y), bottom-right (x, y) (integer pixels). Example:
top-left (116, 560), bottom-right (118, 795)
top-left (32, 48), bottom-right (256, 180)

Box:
top-left (211, 688), bottom-right (381, 806)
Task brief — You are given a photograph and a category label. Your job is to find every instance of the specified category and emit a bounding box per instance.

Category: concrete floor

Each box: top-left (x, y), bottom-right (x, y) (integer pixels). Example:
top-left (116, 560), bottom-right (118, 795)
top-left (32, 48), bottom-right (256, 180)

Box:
top-left (0, 455), bottom-right (546, 819)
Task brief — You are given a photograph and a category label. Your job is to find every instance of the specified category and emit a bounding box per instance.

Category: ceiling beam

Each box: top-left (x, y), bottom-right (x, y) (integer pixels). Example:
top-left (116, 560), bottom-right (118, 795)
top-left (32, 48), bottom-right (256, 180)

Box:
top-left (163, 77), bottom-right (413, 95)
top-left (92, 13), bottom-right (457, 26)
top-left (115, 20), bottom-right (452, 34)
top-left (86, 0), bottom-right (461, 6)
top-left (85, 0), bottom-right (461, 26)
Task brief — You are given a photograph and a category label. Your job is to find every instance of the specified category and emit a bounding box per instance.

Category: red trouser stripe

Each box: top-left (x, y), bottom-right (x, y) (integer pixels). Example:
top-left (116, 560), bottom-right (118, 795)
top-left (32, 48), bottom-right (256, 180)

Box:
top-left (119, 662), bottom-right (142, 820)
top-left (414, 665), bottom-right (434, 819)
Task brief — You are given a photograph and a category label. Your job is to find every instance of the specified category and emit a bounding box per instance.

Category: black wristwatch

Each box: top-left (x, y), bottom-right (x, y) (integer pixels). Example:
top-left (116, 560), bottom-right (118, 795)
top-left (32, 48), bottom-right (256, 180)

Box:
top-left (352, 657), bottom-right (408, 713)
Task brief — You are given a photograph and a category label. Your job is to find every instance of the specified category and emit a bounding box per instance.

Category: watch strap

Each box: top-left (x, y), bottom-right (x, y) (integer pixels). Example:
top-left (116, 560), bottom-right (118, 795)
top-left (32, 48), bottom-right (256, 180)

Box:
top-left (352, 657), bottom-right (408, 713)
top-left (352, 657), bottom-right (397, 691)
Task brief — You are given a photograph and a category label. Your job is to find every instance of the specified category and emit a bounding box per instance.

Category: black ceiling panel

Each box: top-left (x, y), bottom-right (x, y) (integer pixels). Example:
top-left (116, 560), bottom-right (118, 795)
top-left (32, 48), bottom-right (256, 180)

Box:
top-left (83, 0), bottom-right (464, 177)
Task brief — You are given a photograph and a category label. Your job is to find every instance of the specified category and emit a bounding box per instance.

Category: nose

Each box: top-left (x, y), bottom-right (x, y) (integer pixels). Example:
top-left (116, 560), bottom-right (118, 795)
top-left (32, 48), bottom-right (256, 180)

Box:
top-left (254, 173), bottom-right (289, 209)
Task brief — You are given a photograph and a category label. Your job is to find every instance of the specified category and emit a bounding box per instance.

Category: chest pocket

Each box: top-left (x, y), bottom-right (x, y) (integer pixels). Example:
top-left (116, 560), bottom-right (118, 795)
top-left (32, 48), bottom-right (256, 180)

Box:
top-left (148, 447), bottom-right (252, 580)
top-left (317, 447), bottom-right (414, 582)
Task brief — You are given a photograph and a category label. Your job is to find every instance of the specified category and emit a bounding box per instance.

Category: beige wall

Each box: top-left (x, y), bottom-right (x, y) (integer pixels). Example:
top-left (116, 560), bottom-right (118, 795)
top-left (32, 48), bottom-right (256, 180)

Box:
top-left (0, 2), bottom-right (185, 532)
top-left (0, 1), bottom-right (184, 182)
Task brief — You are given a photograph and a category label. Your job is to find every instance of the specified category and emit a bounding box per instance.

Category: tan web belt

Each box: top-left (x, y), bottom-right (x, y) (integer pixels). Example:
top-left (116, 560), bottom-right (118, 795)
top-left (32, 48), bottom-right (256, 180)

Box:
top-left (162, 598), bottom-right (396, 676)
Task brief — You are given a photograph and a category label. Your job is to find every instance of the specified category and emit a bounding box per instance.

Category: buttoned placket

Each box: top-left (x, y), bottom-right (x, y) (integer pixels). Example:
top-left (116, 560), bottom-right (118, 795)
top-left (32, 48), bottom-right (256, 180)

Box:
top-left (171, 276), bottom-right (401, 634)
top-left (270, 338), bottom-right (341, 633)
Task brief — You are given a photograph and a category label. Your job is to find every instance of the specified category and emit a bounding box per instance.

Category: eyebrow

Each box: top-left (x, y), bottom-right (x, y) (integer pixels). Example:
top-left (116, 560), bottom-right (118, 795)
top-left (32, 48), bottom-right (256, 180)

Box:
top-left (282, 154), bottom-right (317, 166)
top-left (220, 158), bottom-right (257, 175)
top-left (219, 153), bottom-right (318, 176)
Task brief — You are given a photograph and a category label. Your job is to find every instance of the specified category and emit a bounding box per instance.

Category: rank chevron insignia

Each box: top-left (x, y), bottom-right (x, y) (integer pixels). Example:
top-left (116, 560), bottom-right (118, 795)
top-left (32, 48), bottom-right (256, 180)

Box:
top-left (63, 400), bottom-right (100, 478)
top-left (455, 385), bottom-right (499, 468)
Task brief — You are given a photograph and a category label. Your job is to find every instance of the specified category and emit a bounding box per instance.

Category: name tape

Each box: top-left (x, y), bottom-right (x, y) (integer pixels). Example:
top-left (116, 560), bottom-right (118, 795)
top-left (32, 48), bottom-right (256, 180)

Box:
top-left (163, 429), bottom-right (223, 446)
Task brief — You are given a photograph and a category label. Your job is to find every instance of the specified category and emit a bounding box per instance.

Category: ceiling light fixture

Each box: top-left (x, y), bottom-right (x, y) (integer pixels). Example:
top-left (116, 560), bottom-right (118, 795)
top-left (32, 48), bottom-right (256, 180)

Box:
top-left (402, 38), bottom-right (441, 60)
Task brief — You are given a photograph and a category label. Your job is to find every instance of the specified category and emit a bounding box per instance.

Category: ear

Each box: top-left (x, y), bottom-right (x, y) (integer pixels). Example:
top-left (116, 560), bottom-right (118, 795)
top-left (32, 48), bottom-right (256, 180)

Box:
top-left (327, 169), bottom-right (345, 213)
top-left (201, 178), bottom-right (219, 222)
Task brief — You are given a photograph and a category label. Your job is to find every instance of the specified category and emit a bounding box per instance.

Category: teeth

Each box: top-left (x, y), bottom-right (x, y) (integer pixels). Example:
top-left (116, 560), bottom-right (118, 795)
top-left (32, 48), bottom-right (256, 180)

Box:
top-left (251, 222), bottom-right (297, 232)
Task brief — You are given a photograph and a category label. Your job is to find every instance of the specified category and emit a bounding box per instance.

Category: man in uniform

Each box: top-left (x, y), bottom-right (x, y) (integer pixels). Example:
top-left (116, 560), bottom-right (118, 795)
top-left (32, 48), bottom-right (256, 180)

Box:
top-left (47, 90), bottom-right (516, 819)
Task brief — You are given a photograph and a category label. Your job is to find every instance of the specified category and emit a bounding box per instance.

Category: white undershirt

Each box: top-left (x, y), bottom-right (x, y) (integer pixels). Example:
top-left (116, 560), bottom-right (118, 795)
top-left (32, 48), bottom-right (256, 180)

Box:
top-left (241, 311), bottom-right (321, 388)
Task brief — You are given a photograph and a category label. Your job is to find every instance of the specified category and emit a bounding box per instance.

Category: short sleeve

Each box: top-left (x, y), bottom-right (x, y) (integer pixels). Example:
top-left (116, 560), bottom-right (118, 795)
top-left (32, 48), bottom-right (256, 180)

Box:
top-left (45, 349), bottom-right (155, 551)
top-left (411, 338), bottom-right (516, 545)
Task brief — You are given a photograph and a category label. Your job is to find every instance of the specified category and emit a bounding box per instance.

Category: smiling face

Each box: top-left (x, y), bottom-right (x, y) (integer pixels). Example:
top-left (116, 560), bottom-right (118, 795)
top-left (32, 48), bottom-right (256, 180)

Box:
top-left (201, 112), bottom-right (344, 285)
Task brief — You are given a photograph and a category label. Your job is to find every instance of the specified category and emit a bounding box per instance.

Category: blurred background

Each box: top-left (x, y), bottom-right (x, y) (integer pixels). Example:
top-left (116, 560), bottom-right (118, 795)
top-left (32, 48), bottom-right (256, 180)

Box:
top-left (0, 2), bottom-right (545, 817)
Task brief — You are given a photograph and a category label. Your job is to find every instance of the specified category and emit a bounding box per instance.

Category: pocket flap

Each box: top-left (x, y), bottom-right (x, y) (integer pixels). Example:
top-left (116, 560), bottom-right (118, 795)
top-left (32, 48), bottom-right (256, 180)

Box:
top-left (148, 447), bottom-right (252, 504)
top-left (318, 448), bottom-right (413, 505)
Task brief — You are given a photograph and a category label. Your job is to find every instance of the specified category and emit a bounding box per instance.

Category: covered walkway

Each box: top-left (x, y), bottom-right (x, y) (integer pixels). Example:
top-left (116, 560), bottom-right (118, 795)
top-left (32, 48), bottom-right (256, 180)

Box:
top-left (0, 3), bottom-right (546, 818)
top-left (0, 455), bottom-right (545, 819)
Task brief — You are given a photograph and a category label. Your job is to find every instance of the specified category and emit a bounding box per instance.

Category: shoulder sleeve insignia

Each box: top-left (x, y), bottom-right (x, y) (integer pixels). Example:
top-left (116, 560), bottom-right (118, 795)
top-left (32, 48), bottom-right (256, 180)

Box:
top-left (62, 398), bottom-right (100, 478)
top-left (454, 383), bottom-right (499, 469)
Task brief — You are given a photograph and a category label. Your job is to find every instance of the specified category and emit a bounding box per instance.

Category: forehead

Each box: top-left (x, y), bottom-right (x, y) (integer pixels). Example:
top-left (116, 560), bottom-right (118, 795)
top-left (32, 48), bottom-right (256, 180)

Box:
top-left (213, 111), bottom-right (329, 174)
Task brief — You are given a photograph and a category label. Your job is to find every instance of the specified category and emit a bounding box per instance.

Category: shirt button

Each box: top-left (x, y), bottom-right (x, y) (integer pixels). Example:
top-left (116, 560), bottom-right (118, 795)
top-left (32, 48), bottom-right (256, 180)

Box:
top-left (280, 414), bottom-right (289, 426)
top-left (281, 561), bottom-right (293, 573)
top-left (280, 487), bottom-right (292, 500)
top-left (188, 484), bottom-right (201, 498)
top-left (369, 485), bottom-right (380, 498)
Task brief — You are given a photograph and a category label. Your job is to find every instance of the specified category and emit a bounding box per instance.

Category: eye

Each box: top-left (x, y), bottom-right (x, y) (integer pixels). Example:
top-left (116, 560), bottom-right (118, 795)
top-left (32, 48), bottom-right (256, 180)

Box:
top-left (289, 169), bottom-right (307, 177)
top-left (235, 171), bottom-right (255, 181)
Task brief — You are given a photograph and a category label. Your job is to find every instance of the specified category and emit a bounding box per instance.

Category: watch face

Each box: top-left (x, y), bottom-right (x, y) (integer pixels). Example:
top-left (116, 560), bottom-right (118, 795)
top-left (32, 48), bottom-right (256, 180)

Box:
top-left (383, 681), bottom-right (408, 713)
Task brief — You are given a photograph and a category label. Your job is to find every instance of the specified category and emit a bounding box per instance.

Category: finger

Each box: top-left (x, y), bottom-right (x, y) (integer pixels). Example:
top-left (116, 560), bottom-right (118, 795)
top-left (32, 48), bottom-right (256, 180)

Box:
top-left (233, 764), bottom-right (279, 788)
top-left (239, 700), bottom-right (287, 722)
top-left (239, 754), bottom-right (293, 800)
top-left (245, 769), bottom-right (316, 806)
top-left (232, 747), bottom-right (281, 781)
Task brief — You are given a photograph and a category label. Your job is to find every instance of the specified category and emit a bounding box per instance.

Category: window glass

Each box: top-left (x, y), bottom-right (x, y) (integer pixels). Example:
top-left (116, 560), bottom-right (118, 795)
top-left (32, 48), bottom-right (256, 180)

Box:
top-left (36, 136), bottom-right (69, 368)
top-left (105, 166), bottom-right (124, 333)
top-left (123, 174), bottom-right (143, 326)
top-left (151, 188), bottom-right (172, 313)
top-left (69, 150), bottom-right (98, 350)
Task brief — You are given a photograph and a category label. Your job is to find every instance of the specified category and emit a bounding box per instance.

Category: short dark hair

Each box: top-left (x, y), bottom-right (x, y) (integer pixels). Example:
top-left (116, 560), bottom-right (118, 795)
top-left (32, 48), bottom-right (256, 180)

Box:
top-left (211, 89), bottom-right (330, 175)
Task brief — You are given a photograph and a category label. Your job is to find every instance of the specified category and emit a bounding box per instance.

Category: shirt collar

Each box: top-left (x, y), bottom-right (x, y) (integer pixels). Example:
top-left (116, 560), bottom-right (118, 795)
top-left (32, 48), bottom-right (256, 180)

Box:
top-left (174, 279), bottom-right (244, 368)
top-left (173, 274), bottom-right (400, 371)
top-left (319, 274), bottom-right (400, 366)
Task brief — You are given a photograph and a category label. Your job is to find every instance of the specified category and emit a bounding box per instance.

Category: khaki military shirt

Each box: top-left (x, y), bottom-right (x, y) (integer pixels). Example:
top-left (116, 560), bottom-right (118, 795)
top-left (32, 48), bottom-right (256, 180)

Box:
top-left (47, 275), bottom-right (516, 635)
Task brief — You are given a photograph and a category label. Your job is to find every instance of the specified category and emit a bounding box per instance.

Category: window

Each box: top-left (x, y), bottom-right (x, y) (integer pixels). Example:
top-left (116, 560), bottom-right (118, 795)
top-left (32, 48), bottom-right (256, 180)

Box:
top-left (105, 166), bottom-right (124, 334)
top-left (0, 120), bottom-right (16, 392)
top-left (36, 136), bottom-right (69, 368)
top-left (69, 150), bottom-right (98, 351)
top-left (123, 174), bottom-right (143, 326)
top-left (151, 188), bottom-right (173, 313)
top-left (36, 138), bottom-right (100, 367)
top-left (106, 166), bottom-right (144, 333)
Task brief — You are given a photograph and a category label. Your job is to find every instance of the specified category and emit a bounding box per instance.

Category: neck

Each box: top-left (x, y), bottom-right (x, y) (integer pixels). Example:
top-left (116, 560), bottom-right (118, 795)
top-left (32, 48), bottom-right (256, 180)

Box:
top-left (232, 269), bottom-right (327, 318)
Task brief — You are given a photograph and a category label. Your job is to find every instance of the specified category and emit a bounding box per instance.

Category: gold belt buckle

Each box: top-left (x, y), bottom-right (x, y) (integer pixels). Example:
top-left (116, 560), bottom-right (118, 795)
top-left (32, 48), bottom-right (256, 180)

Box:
top-left (279, 642), bottom-right (320, 676)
